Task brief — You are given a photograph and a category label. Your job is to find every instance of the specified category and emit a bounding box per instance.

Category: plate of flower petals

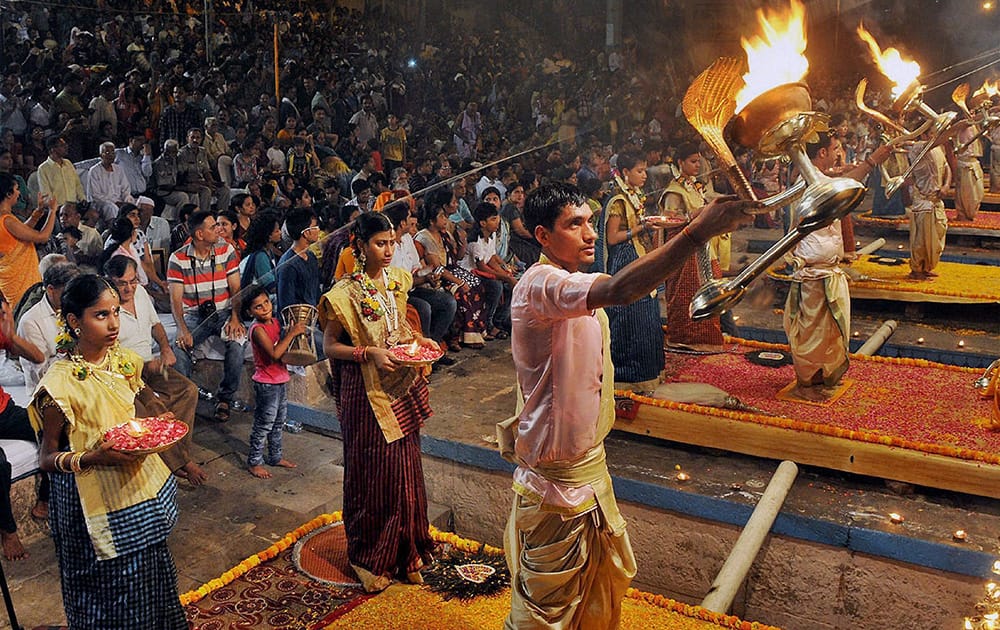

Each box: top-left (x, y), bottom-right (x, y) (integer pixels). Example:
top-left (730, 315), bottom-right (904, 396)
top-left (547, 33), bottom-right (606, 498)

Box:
top-left (389, 343), bottom-right (444, 366)
top-left (103, 417), bottom-right (189, 454)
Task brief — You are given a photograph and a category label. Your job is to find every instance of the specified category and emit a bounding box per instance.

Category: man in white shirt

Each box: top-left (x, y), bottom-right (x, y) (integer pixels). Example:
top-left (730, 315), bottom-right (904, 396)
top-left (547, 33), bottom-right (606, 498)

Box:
top-left (18, 262), bottom-right (79, 390)
top-left (104, 254), bottom-right (206, 486)
top-left (87, 141), bottom-right (135, 226)
top-left (475, 164), bottom-right (506, 200)
top-left (137, 195), bottom-right (171, 252)
top-left (348, 96), bottom-right (378, 148)
top-left (114, 133), bottom-right (154, 197)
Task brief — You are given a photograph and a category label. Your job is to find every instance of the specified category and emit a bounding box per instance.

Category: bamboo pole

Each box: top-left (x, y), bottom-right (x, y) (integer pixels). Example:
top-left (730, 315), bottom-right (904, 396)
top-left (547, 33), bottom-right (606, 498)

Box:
top-left (855, 237), bottom-right (886, 257)
top-left (857, 320), bottom-right (899, 356)
top-left (273, 23), bottom-right (280, 108)
top-left (700, 460), bottom-right (798, 614)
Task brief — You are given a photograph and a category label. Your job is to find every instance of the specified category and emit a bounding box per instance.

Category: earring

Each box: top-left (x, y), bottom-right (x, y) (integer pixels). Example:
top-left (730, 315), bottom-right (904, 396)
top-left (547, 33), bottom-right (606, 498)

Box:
top-left (74, 328), bottom-right (81, 336)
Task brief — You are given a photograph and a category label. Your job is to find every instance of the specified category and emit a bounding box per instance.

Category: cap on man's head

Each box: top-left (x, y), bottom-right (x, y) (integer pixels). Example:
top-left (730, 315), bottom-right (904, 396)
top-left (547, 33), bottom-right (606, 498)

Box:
top-left (136, 196), bottom-right (155, 207)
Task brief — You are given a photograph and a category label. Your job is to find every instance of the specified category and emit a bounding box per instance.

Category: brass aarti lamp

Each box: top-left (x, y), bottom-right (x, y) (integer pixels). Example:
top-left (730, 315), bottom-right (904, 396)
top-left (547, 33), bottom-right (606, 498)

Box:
top-left (686, 81), bottom-right (866, 320)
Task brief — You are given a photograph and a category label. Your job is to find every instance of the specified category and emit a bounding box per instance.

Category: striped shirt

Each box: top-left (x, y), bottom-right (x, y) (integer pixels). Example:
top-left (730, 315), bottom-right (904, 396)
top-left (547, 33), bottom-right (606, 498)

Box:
top-left (167, 242), bottom-right (239, 314)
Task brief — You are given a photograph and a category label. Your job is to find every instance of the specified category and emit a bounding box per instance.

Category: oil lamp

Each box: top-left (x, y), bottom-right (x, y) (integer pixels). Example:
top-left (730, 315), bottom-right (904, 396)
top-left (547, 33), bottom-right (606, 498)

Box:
top-left (685, 0), bottom-right (867, 320)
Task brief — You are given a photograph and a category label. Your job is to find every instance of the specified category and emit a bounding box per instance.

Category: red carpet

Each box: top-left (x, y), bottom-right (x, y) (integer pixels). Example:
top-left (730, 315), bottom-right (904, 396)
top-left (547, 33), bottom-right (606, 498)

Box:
top-left (857, 208), bottom-right (1000, 231)
top-left (634, 339), bottom-right (1000, 465)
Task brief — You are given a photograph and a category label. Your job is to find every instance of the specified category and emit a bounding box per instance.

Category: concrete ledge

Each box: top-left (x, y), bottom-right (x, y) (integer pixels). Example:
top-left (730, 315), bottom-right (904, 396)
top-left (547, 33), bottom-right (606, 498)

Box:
top-left (288, 402), bottom-right (995, 579)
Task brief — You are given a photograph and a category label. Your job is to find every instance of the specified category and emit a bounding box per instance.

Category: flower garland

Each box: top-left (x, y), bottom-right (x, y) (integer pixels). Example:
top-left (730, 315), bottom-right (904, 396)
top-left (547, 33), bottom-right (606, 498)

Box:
top-left (679, 175), bottom-right (707, 197)
top-left (54, 314), bottom-right (76, 355)
top-left (178, 511), bottom-right (343, 606)
top-left (182, 512), bottom-right (782, 629)
top-left (351, 271), bottom-right (402, 321)
top-left (624, 588), bottom-right (782, 630)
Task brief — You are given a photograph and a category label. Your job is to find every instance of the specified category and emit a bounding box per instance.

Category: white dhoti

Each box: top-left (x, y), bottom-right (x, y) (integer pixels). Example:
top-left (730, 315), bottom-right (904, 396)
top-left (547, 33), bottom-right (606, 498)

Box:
top-left (783, 271), bottom-right (850, 387)
top-left (991, 146), bottom-right (1000, 193)
top-left (955, 159), bottom-right (984, 222)
top-left (909, 202), bottom-right (948, 274)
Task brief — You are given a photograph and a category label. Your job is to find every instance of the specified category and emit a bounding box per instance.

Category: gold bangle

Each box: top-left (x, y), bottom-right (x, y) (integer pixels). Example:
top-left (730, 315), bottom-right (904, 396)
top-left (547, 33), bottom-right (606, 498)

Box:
top-left (54, 452), bottom-right (71, 473)
top-left (70, 451), bottom-right (85, 473)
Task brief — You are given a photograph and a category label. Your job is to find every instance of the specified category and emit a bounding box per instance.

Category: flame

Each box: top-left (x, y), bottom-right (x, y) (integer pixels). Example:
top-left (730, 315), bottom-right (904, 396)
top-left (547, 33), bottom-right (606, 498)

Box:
top-left (856, 24), bottom-right (921, 100)
top-left (126, 419), bottom-right (147, 437)
top-left (407, 341), bottom-right (419, 356)
top-left (975, 78), bottom-right (1000, 98)
top-left (735, 0), bottom-right (809, 113)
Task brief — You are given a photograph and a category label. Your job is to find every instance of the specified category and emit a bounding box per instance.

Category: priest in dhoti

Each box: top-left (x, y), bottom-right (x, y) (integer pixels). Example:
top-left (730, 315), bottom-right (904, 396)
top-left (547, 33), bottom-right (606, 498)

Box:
top-left (499, 182), bottom-right (753, 629)
top-left (906, 136), bottom-right (950, 280)
top-left (953, 124), bottom-right (984, 222)
top-left (783, 134), bottom-right (892, 400)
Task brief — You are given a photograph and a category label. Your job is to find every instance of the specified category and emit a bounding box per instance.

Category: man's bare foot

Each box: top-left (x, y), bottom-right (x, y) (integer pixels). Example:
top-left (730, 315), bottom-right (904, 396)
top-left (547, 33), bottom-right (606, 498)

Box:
top-left (907, 271), bottom-right (928, 280)
top-left (272, 459), bottom-right (297, 469)
top-left (1, 531), bottom-right (26, 560)
top-left (31, 500), bottom-right (48, 520)
top-left (248, 465), bottom-right (272, 479)
top-left (791, 384), bottom-right (834, 402)
top-left (925, 271), bottom-right (939, 277)
top-left (181, 462), bottom-right (208, 486)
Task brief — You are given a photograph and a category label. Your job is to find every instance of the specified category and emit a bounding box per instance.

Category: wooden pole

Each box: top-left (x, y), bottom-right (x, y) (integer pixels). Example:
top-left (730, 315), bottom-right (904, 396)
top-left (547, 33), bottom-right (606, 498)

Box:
top-left (855, 237), bottom-right (886, 257)
top-left (273, 22), bottom-right (280, 108)
top-left (857, 320), bottom-right (899, 356)
top-left (700, 460), bottom-right (798, 614)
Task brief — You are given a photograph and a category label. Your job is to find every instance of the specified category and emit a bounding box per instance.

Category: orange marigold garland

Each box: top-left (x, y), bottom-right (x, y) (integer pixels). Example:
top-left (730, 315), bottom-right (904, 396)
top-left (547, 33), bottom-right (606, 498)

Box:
top-left (624, 588), bottom-right (782, 630)
top-left (178, 511), bottom-right (342, 606)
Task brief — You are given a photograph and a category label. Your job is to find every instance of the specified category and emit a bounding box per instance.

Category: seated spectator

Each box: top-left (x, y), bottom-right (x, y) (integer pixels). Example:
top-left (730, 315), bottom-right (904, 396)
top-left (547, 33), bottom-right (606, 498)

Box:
top-left (105, 255), bottom-right (207, 486)
top-left (500, 182), bottom-right (540, 266)
top-left (464, 202), bottom-right (517, 338)
top-left (18, 261), bottom-right (80, 391)
top-left (0, 289), bottom-right (47, 560)
top-left (152, 139), bottom-right (192, 222)
top-left (203, 117), bottom-right (234, 189)
top-left (37, 135), bottom-right (85, 208)
top-left (137, 195), bottom-right (171, 252)
top-left (415, 188), bottom-right (488, 349)
top-left (287, 136), bottom-right (319, 186)
top-left (114, 133), bottom-right (153, 199)
top-left (170, 203), bottom-right (198, 254)
top-left (231, 192), bottom-right (257, 243)
top-left (168, 210), bottom-right (246, 423)
top-left (87, 141), bottom-right (135, 228)
top-left (178, 128), bottom-right (231, 213)
top-left (240, 210), bottom-right (282, 302)
top-left (215, 209), bottom-right (244, 259)
top-left (385, 203), bottom-right (457, 364)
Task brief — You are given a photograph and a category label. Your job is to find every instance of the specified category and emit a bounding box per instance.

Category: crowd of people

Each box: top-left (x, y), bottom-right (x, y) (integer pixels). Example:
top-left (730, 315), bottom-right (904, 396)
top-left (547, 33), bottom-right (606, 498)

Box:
top-left (0, 0), bottom-right (987, 626)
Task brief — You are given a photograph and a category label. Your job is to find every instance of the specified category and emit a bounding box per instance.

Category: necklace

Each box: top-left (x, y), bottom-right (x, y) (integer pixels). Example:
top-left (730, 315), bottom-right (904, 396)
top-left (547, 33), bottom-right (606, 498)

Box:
top-left (352, 269), bottom-right (402, 343)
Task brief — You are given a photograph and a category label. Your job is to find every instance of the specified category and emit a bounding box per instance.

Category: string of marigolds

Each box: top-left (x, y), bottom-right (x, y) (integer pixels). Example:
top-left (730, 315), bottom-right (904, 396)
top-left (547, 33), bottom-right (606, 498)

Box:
top-left (964, 559), bottom-right (1000, 629)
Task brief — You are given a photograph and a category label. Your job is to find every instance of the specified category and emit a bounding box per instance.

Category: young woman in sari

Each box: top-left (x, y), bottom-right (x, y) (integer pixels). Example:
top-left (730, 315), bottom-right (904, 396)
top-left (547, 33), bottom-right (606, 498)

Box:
top-left (600, 152), bottom-right (668, 390)
top-left (657, 142), bottom-right (725, 350)
top-left (30, 274), bottom-right (186, 628)
top-left (319, 212), bottom-right (437, 593)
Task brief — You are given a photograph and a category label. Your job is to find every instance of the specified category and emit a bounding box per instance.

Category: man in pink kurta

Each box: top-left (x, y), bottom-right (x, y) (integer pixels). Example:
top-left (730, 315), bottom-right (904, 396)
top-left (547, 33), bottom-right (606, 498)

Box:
top-left (501, 182), bottom-right (754, 629)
